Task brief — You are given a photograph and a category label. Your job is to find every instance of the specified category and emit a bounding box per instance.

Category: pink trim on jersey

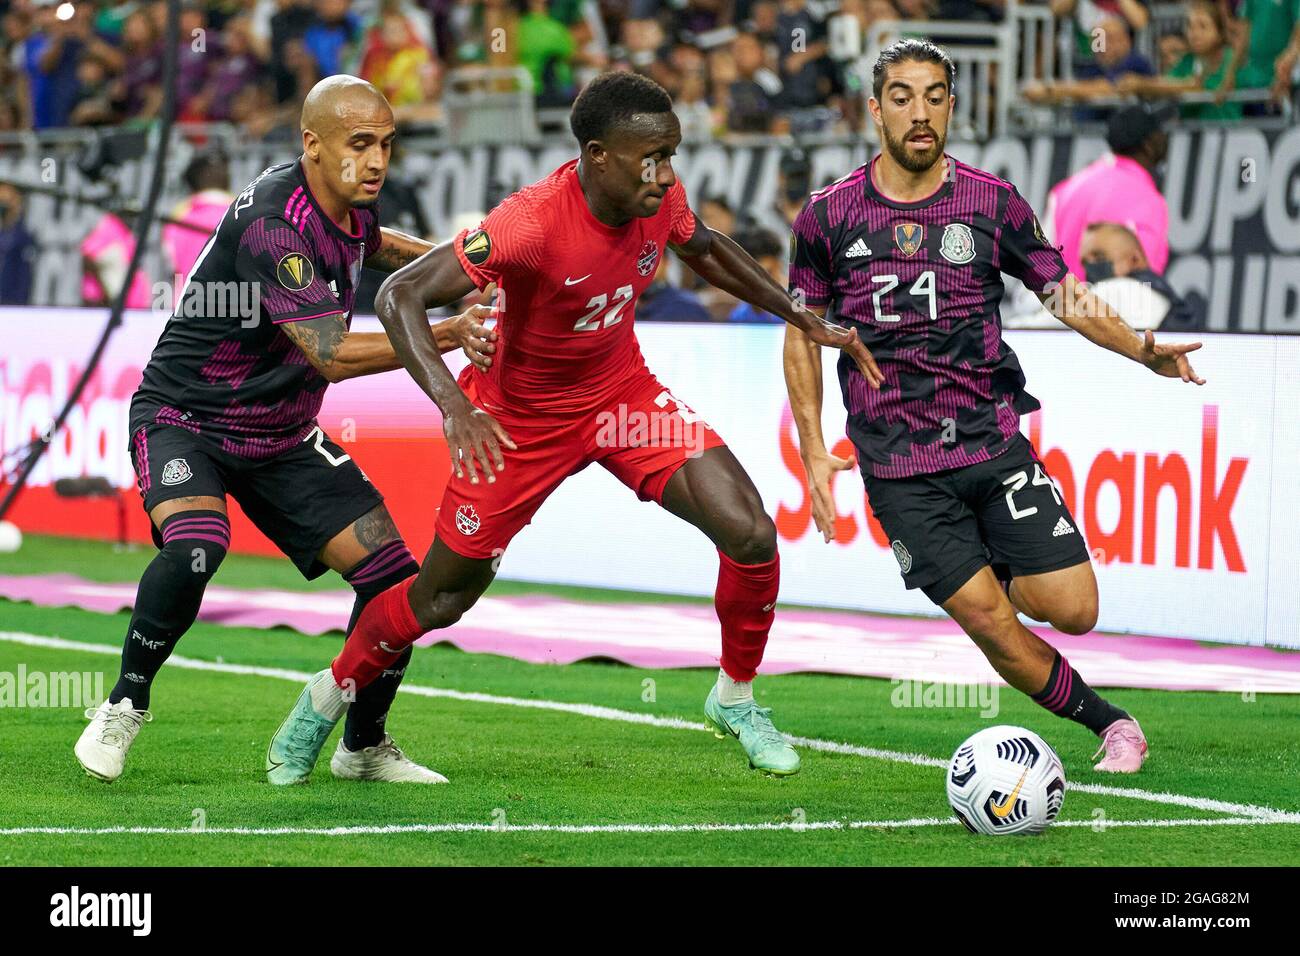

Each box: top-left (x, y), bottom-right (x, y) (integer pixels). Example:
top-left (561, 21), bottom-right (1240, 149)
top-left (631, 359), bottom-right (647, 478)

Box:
top-left (868, 154), bottom-right (949, 204)
top-left (810, 166), bottom-right (866, 202)
top-left (272, 309), bottom-right (342, 324)
top-left (297, 163), bottom-right (364, 238)
top-left (952, 159), bottom-right (1010, 189)
top-left (284, 187), bottom-right (305, 223)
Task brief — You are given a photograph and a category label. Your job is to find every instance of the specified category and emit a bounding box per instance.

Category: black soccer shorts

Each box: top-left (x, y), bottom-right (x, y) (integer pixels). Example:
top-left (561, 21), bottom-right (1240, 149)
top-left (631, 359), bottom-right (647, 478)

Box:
top-left (863, 433), bottom-right (1091, 605)
top-left (128, 422), bottom-right (384, 579)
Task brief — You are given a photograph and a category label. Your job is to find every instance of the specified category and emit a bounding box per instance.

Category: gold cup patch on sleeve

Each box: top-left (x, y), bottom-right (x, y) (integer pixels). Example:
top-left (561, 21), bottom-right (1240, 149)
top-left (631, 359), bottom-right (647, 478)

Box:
top-left (463, 229), bottom-right (491, 266)
top-left (277, 252), bottom-right (315, 291)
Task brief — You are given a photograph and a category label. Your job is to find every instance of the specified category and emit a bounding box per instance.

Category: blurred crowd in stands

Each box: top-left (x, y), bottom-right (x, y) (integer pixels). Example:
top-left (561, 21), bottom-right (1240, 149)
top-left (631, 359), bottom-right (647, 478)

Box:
top-left (0, 0), bottom-right (1295, 136)
top-left (1, 0), bottom-right (1293, 326)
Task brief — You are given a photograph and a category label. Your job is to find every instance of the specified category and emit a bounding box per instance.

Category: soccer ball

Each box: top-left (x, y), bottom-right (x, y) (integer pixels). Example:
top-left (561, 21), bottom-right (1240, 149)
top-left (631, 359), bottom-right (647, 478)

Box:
top-left (946, 725), bottom-right (1065, 836)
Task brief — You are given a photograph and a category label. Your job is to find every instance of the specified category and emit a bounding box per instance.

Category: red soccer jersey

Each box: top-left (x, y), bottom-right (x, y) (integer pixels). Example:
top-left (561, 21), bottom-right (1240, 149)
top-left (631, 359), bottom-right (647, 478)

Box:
top-left (453, 159), bottom-right (698, 415)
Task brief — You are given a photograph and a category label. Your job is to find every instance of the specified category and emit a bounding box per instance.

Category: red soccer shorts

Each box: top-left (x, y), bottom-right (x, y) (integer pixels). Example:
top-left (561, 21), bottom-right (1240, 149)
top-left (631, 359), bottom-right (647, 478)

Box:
top-left (435, 366), bottom-right (727, 558)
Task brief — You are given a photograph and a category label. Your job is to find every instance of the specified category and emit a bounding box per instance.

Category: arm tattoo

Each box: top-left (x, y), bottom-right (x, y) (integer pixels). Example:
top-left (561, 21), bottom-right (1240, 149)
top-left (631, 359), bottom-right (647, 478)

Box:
top-left (351, 506), bottom-right (401, 551)
top-left (366, 228), bottom-right (432, 273)
top-left (365, 243), bottom-right (425, 273)
top-left (279, 313), bottom-right (348, 373)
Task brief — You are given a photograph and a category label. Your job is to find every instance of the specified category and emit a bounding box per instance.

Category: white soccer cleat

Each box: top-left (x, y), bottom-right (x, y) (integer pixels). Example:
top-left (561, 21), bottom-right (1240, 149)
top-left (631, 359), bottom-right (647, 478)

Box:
top-left (330, 734), bottom-right (449, 784)
top-left (75, 698), bottom-right (153, 782)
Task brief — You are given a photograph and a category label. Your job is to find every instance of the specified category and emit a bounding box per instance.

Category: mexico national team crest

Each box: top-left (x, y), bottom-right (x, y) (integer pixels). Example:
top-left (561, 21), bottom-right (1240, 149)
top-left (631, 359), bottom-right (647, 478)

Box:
top-left (637, 240), bottom-right (660, 277)
top-left (161, 458), bottom-right (192, 486)
top-left (276, 252), bottom-right (314, 291)
top-left (894, 222), bottom-right (924, 257)
top-left (455, 503), bottom-right (481, 536)
top-left (940, 223), bottom-right (976, 264)
top-left (891, 539), bottom-right (912, 573)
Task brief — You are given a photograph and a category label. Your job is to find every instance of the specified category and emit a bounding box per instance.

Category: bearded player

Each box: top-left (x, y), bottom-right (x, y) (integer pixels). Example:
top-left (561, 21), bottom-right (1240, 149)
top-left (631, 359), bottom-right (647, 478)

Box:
top-left (785, 40), bottom-right (1205, 773)
top-left (75, 77), bottom-right (497, 784)
top-left (266, 71), bottom-right (882, 782)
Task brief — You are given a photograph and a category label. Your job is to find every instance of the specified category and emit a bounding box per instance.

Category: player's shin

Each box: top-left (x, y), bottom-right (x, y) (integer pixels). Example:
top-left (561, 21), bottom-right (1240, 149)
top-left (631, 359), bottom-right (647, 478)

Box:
top-left (110, 511), bottom-right (230, 709)
top-left (331, 575), bottom-right (425, 691)
top-left (340, 542), bottom-right (421, 749)
top-left (714, 548), bottom-right (780, 691)
top-left (1030, 650), bottom-right (1130, 732)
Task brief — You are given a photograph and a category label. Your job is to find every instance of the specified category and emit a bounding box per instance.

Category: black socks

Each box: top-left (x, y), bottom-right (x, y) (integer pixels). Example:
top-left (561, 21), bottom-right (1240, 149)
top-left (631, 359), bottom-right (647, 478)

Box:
top-left (110, 511), bottom-right (230, 709)
top-left (1031, 650), bottom-right (1130, 735)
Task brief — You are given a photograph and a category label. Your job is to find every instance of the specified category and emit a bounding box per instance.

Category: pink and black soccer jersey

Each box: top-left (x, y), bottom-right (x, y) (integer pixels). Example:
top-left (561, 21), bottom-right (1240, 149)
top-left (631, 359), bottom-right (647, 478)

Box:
top-left (789, 155), bottom-right (1068, 479)
top-left (130, 160), bottom-right (382, 460)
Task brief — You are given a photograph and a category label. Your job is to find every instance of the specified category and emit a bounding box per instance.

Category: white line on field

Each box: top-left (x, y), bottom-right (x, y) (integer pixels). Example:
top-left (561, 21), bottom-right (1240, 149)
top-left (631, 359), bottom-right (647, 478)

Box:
top-left (4, 631), bottom-right (1299, 826)
top-left (0, 817), bottom-right (1287, 837)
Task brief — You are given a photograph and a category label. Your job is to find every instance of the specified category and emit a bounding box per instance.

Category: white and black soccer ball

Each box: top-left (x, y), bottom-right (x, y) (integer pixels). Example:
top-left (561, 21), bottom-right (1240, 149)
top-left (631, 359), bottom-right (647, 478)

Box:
top-left (946, 725), bottom-right (1066, 836)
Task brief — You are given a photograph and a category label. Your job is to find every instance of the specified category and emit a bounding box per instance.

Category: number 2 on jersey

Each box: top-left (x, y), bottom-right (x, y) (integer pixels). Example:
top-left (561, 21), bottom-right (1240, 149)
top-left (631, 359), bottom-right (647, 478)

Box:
top-left (871, 270), bottom-right (936, 323)
top-left (574, 285), bottom-right (634, 332)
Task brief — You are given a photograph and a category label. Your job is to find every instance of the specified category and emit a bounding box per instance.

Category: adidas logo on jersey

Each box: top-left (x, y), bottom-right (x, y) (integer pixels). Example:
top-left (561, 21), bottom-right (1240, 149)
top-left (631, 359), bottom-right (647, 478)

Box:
top-left (845, 238), bottom-right (872, 259)
top-left (1052, 517), bottom-right (1075, 537)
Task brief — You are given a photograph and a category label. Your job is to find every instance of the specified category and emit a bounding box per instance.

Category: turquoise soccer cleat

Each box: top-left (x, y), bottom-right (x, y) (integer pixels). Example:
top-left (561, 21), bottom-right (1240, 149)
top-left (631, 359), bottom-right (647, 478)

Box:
top-left (266, 669), bottom-right (346, 785)
top-left (703, 685), bottom-right (801, 776)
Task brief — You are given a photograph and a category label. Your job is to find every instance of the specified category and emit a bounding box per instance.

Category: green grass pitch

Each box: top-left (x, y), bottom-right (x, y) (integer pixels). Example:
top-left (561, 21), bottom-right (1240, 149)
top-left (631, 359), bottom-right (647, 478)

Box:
top-left (1, 535), bottom-right (1297, 866)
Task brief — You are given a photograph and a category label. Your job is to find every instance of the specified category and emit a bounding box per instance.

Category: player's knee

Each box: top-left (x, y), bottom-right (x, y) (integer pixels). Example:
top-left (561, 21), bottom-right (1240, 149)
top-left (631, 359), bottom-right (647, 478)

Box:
top-left (955, 594), bottom-right (1020, 648)
top-left (1049, 597), bottom-right (1098, 636)
top-left (722, 509), bottom-right (777, 565)
top-left (411, 588), bottom-right (480, 631)
top-left (157, 512), bottom-right (230, 583)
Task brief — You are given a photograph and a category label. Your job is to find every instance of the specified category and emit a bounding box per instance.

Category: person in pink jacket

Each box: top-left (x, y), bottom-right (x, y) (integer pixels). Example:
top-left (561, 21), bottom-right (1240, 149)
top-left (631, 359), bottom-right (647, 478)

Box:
top-left (1045, 103), bottom-right (1172, 279)
top-left (162, 151), bottom-right (234, 281)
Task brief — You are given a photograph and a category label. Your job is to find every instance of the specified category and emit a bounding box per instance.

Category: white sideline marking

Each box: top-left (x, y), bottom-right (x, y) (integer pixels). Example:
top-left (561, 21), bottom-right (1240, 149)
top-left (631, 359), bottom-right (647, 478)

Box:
top-left (0, 817), bottom-right (1286, 837)
top-left (4, 631), bottom-right (1299, 826)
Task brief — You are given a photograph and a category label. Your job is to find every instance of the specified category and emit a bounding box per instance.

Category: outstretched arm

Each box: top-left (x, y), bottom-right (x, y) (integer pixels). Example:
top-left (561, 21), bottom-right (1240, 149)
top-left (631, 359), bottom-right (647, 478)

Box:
top-left (1040, 272), bottom-right (1205, 384)
top-left (671, 217), bottom-right (884, 388)
top-left (374, 241), bottom-right (516, 482)
top-left (278, 304), bottom-right (498, 383)
top-left (783, 313), bottom-right (858, 543)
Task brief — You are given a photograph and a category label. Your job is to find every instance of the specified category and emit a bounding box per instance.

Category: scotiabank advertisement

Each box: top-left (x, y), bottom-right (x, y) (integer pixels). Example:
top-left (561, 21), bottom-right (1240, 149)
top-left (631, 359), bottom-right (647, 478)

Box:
top-left (2, 308), bottom-right (1297, 648)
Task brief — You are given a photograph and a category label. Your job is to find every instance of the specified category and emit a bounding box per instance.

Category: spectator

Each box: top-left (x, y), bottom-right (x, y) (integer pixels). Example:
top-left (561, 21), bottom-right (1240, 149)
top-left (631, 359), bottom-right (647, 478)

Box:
top-left (69, 53), bottom-right (118, 126)
top-left (674, 66), bottom-right (715, 141)
top-left (1231, 0), bottom-right (1299, 94)
top-left (513, 0), bottom-right (580, 105)
top-left (359, 9), bottom-right (437, 107)
top-left (727, 227), bottom-right (786, 322)
top-left (3, 8), bottom-right (33, 129)
top-left (1023, 15), bottom-right (1154, 116)
top-left (726, 32), bottom-right (781, 132)
top-left (774, 0), bottom-right (829, 110)
top-left (0, 183), bottom-right (35, 305)
top-left (269, 0), bottom-right (316, 103)
top-left (1078, 221), bottom-right (1203, 330)
top-left (303, 0), bottom-right (361, 77)
top-left (1049, 0), bottom-right (1150, 67)
top-left (192, 15), bottom-right (268, 121)
top-left (22, 0), bottom-right (88, 130)
top-left (700, 195), bottom-right (737, 236)
top-left (1044, 102), bottom-right (1173, 280)
top-left (1271, 21), bottom-right (1300, 104)
top-left (1157, 30), bottom-right (1188, 74)
top-left (775, 148), bottom-right (811, 228)
top-left (638, 255), bottom-right (713, 322)
top-left (81, 212), bottom-right (153, 310)
top-left (110, 11), bottom-right (163, 121)
top-left (1120, 0), bottom-right (1241, 121)
top-left (175, 1), bottom-right (218, 119)
top-left (162, 151), bottom-right (233, 282)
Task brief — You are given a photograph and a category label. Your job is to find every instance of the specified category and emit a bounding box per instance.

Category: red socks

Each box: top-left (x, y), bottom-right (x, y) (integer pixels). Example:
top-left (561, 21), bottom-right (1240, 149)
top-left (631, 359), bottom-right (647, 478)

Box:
top-left (715, 549), bottom-right (780, 682)
top-left (331, 576), bottom-right (425, 690)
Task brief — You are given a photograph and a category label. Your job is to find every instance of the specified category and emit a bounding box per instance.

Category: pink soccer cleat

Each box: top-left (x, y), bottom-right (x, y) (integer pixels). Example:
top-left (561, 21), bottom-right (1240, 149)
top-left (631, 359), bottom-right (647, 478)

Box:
top-left (1092, 718), bottom-right (1149, 773)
